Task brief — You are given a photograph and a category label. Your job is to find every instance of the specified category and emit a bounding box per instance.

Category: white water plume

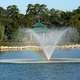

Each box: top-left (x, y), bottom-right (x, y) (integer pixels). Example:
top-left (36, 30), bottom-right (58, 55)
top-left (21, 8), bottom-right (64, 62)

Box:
top-left (16, 27), bottom-right (76, 60)
top-left (26, 28), bottom-right (69, 60)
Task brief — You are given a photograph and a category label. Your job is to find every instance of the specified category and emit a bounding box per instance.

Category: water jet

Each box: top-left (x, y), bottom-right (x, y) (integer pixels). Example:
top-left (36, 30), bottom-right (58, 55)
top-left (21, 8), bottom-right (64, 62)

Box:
top-left (21, 22), bottom-right (70, 60)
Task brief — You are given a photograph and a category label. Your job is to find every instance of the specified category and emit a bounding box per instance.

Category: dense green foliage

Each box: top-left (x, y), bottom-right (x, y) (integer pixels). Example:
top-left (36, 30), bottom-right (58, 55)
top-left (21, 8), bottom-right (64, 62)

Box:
top-left (0, 4), bottom-right (80, 42)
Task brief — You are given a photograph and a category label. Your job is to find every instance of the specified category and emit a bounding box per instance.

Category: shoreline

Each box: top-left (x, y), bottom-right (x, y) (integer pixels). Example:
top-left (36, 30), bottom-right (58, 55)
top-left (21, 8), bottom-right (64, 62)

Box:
top-left (0, 58), bottom-right (80, 63)
top-left (0, 44), bottom-right (80, 51)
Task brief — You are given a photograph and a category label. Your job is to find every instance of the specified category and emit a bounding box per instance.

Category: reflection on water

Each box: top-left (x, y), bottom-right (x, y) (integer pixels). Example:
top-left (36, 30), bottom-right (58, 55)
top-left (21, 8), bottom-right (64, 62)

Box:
top-left (53, 48), bottom-right (80, 58)
top-left (0, 48), bottom-right (80, 60)
top-left (0, 50), bottom-right (45, 60)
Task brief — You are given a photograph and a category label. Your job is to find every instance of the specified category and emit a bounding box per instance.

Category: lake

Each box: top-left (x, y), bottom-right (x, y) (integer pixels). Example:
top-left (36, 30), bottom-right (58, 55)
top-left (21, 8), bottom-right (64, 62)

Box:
top-left (0, 48), bottom-right (80, 80)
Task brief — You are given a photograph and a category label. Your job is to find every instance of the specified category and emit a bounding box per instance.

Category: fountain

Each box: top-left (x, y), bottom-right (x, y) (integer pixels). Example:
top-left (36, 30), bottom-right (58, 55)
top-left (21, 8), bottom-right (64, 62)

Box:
top-left (0, 22), bottom-right (79, 63)
top-left (22, 21), bottom-right (69, 60)
top-left (26, 29), bottom-right (68, 60)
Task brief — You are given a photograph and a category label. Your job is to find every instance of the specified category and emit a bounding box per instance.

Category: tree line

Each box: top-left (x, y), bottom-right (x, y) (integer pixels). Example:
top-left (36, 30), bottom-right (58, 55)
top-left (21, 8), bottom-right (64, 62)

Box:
top-left (0, 4), bottom-right (80, 42)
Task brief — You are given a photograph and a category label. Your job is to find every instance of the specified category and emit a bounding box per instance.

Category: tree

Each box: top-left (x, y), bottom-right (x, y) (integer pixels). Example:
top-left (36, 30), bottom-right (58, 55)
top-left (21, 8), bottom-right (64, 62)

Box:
top-left (0, 23), bottom-right (5, 41)
top-left (5, 5), bottom-right (20, 40)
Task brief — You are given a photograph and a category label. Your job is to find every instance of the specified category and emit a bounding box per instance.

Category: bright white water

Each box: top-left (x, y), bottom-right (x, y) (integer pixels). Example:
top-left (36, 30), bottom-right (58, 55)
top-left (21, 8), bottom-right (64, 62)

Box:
top-left (26, 28), bottom-right (69, 60)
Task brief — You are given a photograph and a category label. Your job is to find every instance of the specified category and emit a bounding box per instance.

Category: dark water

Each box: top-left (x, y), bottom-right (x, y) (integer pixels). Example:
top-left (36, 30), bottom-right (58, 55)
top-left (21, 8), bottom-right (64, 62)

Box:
top-left (0, 49), bottom-right (80, 80)
top-left (0, 63), bottom-right (80, 80)
top-left (0, 48), bottom-right (80, 59)
top-left (0, 50), bottom-right (44, 60)
top-left (53, 48), bottom-right (80, 58)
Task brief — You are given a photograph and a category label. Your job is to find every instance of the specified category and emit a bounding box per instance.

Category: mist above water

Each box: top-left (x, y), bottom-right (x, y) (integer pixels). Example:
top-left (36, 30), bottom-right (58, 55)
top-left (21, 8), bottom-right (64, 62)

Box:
top-left (16, 27), bottom-right (79, 60)
top-left (30, 28), bottom-right (69, 60)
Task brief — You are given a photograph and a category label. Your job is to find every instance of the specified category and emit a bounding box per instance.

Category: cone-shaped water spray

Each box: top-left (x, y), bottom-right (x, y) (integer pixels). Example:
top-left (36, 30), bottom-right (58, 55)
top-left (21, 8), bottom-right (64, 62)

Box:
top-left (17, 22), bottom-right (70, 60)
top-left (31, 22), bottom-right (69, 60)
top-left (31, 28), bottom-right (69, 60)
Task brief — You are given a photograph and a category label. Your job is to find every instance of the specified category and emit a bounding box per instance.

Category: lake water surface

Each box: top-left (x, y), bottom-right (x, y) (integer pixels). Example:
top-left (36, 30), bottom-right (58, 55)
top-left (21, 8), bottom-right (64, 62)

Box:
top-left (0, 63), bottom-right (80, 80)
top-left (0, 48), bottom-right (80, 80)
